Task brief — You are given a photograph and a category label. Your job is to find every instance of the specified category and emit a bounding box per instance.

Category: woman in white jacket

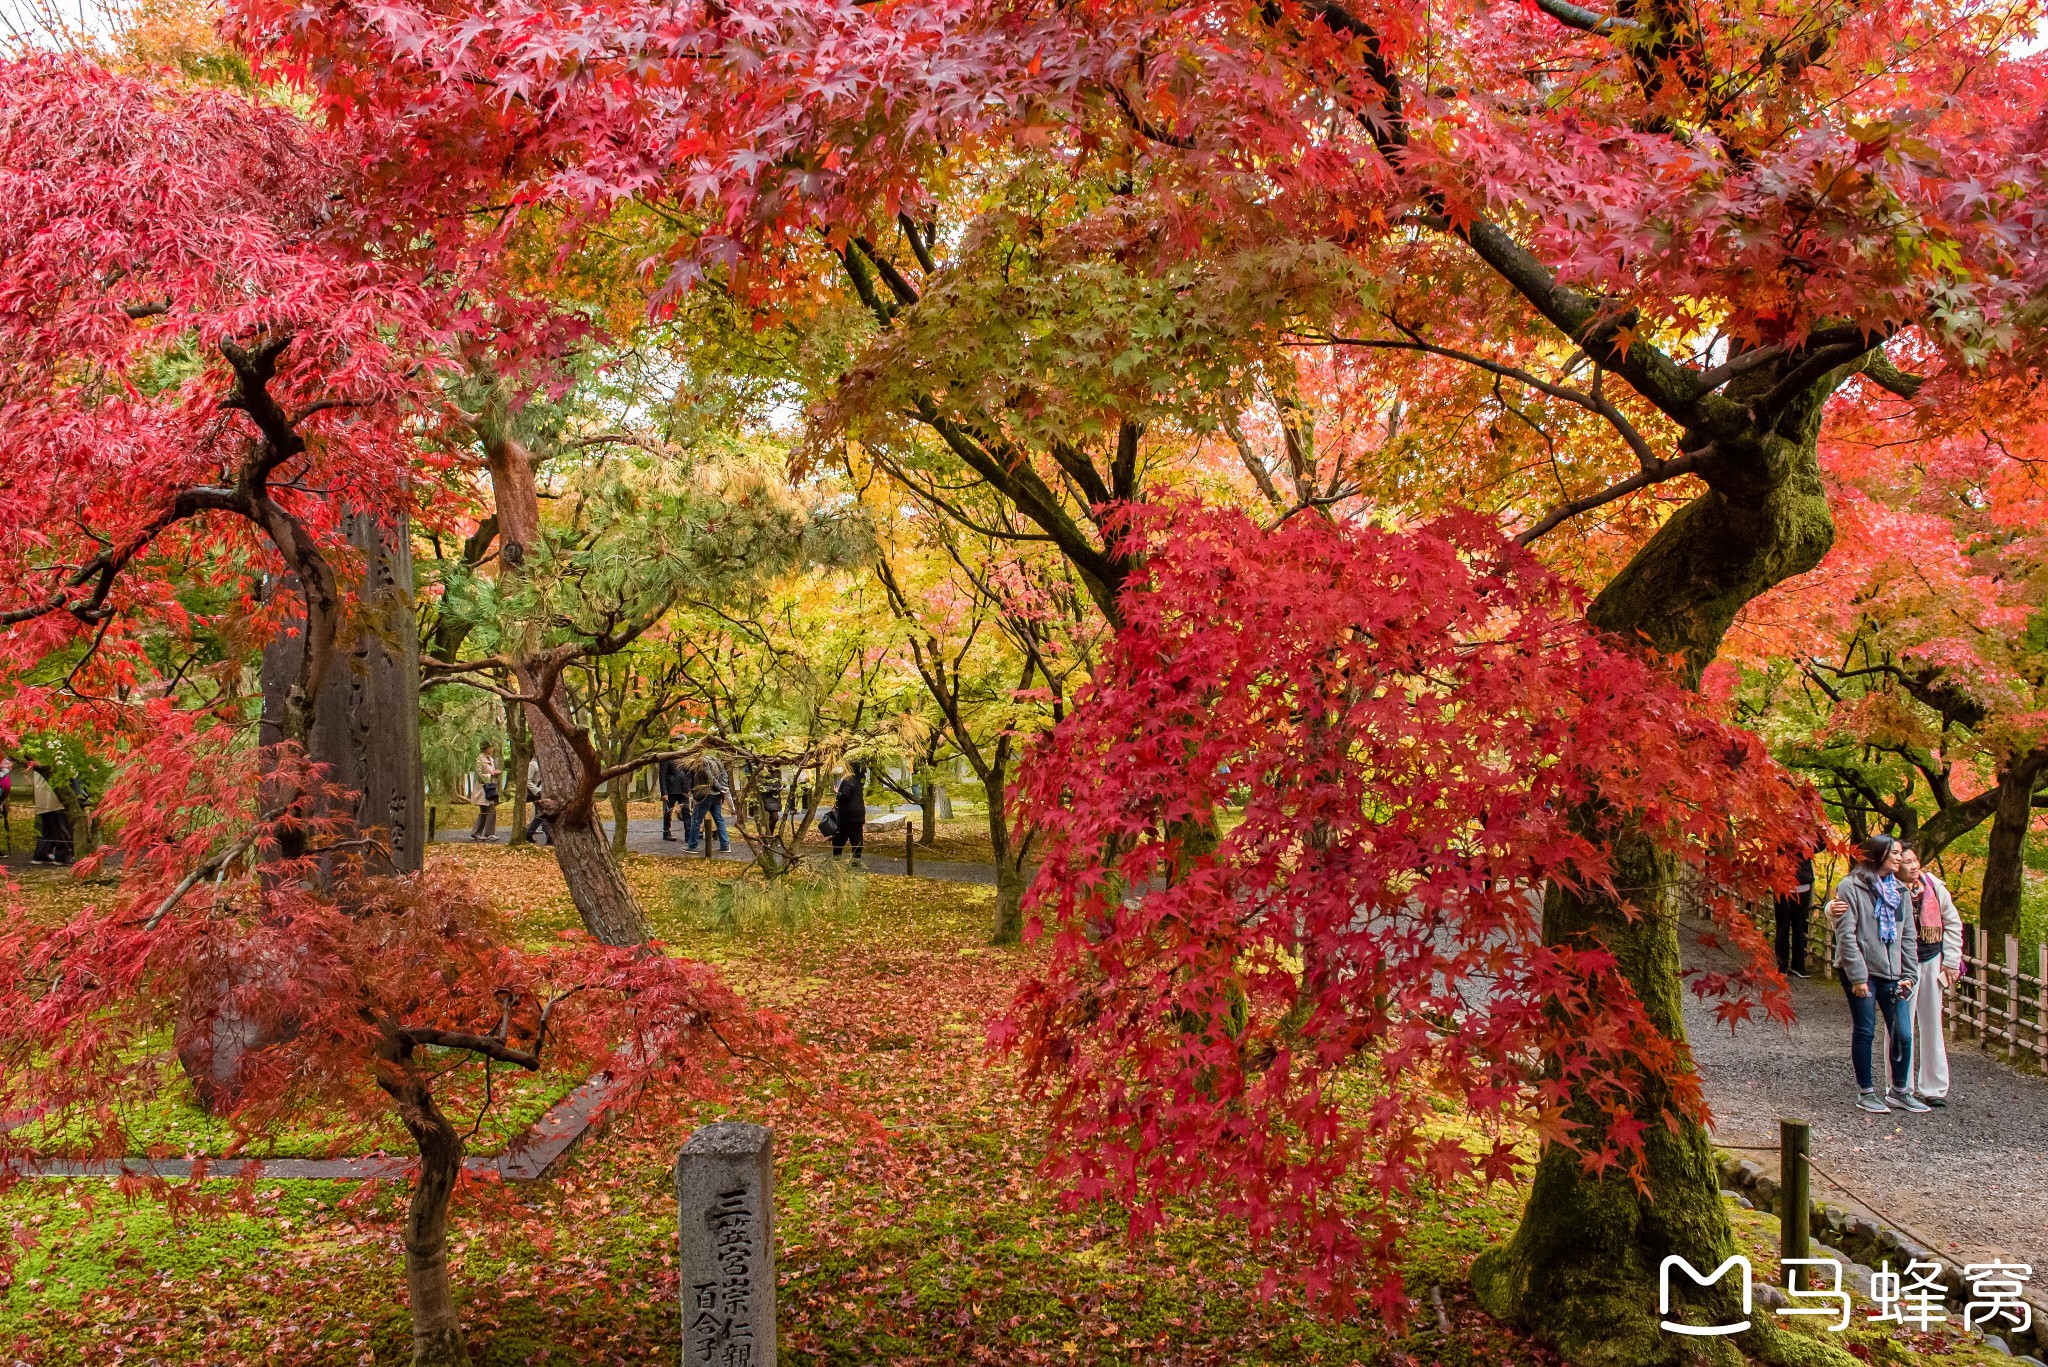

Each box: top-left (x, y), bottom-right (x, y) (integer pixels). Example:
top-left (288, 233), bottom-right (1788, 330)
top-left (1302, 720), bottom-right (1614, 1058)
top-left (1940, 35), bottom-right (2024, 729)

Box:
top-left (1899, 843), bottom-right (1963, 1106)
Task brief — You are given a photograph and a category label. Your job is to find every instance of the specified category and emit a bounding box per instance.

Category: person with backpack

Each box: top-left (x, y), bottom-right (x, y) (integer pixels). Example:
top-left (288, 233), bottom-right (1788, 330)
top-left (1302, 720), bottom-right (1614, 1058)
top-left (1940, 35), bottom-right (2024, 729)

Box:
top-left (828, 762), bottom-right (865, 863)
top-left (1825, 832), bottom-right (1928, 1114)
top-left (1898, 842), bottom-right (1963, 1107)
top-left (470, 741), bottom-right (501, 841)
top-left (0, 756), bottom-right (12, 854)
top-left (690, 753), bottom-right (731, 853)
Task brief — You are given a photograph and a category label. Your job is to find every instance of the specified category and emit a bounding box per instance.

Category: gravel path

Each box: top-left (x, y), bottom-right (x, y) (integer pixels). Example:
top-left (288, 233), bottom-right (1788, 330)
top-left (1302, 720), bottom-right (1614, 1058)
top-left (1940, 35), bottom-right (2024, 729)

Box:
top-left (439, 815), bottom-right (1002, 886)
top-left (1681, 917), bottom-right (2048, 1273)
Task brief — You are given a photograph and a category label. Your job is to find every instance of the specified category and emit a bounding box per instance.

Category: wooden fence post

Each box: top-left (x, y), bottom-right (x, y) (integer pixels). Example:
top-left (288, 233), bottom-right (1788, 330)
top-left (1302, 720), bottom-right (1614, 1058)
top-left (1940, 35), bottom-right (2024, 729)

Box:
top-left (2007, 935), bottom-right (2023, 1063)
top-left (2036, 941), bottom-right (2048, 1069)
top-left (1780, 1119), bottom-right (1811, 1266)
top-left (1972, 922), bottom-right (1987, 1046)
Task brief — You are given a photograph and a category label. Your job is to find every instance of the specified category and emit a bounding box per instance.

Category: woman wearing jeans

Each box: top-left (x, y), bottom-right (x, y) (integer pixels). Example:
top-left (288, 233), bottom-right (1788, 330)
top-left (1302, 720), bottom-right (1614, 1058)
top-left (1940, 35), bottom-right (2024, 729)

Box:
top-left (1826, 833), bottom-right (1929, 1114)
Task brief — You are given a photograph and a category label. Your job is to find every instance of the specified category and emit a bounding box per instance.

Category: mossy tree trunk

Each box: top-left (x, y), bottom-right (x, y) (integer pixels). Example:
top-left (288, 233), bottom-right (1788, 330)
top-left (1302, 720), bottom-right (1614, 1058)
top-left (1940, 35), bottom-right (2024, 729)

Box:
top-left (1979, 745), bottom-right (2048, 944)
top-left (1473, 362), bottom-right (1864, 1367)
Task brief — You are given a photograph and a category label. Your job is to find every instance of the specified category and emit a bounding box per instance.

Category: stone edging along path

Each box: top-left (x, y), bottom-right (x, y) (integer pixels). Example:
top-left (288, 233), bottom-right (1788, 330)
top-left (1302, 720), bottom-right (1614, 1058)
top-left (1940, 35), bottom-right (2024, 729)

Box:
top-left (1717, 1149), bottom-right (2048, 1364)
top-left (1, 1069), bottom-right (629, 1184)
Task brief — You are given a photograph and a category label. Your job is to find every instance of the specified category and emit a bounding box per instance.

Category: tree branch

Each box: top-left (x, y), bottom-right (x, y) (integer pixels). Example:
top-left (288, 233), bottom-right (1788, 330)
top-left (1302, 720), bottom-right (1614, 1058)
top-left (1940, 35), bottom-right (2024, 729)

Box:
top-left (1531, 0), bottom-right (1639, 33)
top-left (1515, 448), bottom-right (1707, 544)
top-left (143, 807), bottom-right (288, 930)
top-left (1107, 82), bottom-right (1197, 148)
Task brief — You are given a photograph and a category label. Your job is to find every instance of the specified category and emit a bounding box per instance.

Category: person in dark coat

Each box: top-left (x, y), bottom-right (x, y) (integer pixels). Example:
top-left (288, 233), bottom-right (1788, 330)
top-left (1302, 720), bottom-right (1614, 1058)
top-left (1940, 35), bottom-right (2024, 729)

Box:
top-left (28, 760), bottom-right (72, 866)
top-left (1774, 845), bottom-right (1816, 978)
top-left (830, 762), bottom-right (865, 863)
top-left (659, 754), bottom-right (694, 842)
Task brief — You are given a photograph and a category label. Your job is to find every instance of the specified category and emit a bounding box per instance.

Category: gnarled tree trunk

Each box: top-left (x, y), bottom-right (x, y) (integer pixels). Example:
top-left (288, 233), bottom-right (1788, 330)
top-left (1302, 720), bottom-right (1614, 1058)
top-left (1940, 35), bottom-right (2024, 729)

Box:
top-left (1473, 373), bottom-right (1851, 1367)
top-left (186, 513), bottom-right (424, 1115)
top-left (479, 402), bottom-right (651, 946)
top-left (377, 1035), bottom-right (472, 1367)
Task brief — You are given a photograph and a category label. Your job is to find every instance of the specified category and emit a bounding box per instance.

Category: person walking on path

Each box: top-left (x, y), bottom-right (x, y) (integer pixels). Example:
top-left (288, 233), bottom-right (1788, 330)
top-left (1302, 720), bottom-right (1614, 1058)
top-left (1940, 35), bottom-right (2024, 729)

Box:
top-left (759, 768), bottom-right (784, 839)
top-left (659, 753), bottom-right (692, 841)
top-left (689, 753), bottom-right (731, 853)
top-left (1776, 844), bottom-right (1817, 978)
top-left (830, 762), bottom-right (865, 864)
top-left (470, 742), bottom-right (501, 842)
top-left (28, 760), bottom-right (71, 866)
top-left (524, 756), bottom-right (549, 845)
top-left (1826, 832), bottom-right (1930, 1114)
top-left (0, 756), bottom-right (12, 855)
top-left (1899, 843), bottom-right (1963, 1107)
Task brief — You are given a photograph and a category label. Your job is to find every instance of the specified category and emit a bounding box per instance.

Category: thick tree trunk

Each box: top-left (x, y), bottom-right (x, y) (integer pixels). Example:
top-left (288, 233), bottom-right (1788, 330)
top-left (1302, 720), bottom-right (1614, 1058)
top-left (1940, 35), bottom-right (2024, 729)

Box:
top-left (549, 812), bottom-right (647, 944)
top-left (1474, 380), bottom-right (1850, 1367)
top-left (921, 780), bottom-right (939, 847)
top-left (189, 515), bottom-right (424, 1116)
top-left (609, 779), bottom-right (630, 855)
top-left (379, 1045), bottom-right (472, 1367)
top-left (1979, 748), bottom-right (2048, 944)
top-left (257, 513), bottom-right (426, 874)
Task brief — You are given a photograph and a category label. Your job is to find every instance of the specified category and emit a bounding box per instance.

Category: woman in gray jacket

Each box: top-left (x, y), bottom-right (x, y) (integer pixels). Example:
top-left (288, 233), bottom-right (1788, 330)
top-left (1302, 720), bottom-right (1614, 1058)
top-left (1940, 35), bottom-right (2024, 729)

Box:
top-left (1825, 833), bottom-right (1928, 1114)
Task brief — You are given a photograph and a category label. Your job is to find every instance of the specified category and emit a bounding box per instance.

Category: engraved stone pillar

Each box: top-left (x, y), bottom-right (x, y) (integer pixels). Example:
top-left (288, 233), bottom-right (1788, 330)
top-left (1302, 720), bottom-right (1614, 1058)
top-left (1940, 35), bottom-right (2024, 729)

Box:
top-left (676, 1121), bottom-right (775, 1367)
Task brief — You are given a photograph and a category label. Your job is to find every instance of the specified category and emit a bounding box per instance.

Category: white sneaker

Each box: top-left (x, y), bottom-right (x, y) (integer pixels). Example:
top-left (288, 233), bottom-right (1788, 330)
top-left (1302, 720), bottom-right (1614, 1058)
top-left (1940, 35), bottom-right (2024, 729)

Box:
top-left (1856, 1090), bottom-right (1891, 1114)
top-left (1889, 1090), bottom-right (1932, 1113)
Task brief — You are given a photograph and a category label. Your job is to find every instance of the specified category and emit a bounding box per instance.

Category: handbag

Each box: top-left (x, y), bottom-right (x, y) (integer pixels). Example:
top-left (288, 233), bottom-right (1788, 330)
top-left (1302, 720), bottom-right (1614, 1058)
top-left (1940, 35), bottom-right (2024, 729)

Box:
top-left (818, 810), bottom-right (840, 840)
top-left (482, 782), bottom-right (500, 803)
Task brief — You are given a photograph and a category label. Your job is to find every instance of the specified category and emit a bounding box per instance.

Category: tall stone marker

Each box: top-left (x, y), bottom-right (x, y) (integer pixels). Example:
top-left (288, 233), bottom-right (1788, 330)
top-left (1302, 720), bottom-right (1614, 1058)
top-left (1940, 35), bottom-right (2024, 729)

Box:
top-left (676, 1122), bottom-right (775, 1367)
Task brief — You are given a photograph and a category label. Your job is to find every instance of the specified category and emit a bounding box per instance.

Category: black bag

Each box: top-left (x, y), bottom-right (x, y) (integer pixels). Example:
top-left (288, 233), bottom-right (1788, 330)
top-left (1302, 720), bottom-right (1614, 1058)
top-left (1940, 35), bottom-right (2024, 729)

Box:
top-left (818, 810), bottom-right (840, 840)
top-left (482, 782), bottom-right (500, 803)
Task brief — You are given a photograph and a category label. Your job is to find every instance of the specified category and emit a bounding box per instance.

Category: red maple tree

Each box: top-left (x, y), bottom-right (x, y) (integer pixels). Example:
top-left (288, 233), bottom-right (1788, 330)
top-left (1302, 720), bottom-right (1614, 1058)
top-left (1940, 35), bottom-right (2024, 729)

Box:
top-left (998, 500), bottom-right (1814, 1317)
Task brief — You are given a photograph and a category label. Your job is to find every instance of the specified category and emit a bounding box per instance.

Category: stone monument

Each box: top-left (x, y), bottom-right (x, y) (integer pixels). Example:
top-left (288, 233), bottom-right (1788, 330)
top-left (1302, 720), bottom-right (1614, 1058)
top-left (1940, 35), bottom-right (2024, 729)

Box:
top-left (676, 1121), bottom-right (775, 1367)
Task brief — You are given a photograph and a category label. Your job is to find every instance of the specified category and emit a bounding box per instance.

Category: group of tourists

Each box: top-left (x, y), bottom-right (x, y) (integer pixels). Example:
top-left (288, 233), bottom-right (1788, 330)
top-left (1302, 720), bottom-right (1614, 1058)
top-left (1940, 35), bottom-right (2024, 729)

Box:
top-left (1820, 833), bottom-right (1965, 1115)
top-left (455, 738), bottom-right (875, 862)
top-left (659, 752), bottom-right (733, 853)
top-left (657, 755), bottom-right (870, 863)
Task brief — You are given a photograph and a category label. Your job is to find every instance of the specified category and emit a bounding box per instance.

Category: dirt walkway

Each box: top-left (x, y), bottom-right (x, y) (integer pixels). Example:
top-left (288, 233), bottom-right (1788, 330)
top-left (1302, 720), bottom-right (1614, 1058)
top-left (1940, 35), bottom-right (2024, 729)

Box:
top-left (1681, 917), bottom-right (2048, 1273)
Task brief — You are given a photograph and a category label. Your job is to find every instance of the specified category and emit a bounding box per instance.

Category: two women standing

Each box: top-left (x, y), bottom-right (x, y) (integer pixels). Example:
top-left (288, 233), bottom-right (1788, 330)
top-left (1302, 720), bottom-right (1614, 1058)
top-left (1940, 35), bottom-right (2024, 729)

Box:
top-left (1825, 833), bottom-right (1932, 1114)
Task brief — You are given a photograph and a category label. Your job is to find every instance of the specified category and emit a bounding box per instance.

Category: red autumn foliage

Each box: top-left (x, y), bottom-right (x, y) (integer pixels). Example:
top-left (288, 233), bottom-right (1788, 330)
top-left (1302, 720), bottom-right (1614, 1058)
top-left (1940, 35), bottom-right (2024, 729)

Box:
top-left (232, 0), bottom-right (2048, 374)
top-left (0, 734), bottom-right (795, 1361)
top-left (999, 501), bottom-right (1818, 1318)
